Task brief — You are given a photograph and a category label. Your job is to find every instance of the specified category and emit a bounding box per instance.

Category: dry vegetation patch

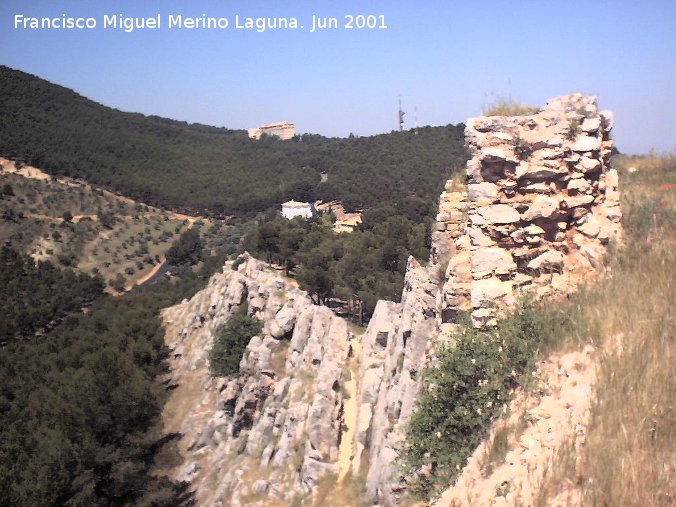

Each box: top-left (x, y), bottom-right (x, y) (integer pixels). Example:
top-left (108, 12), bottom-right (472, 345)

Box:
top-left (482, 95), bottom-right (540, 117)
top-left (576, 154), bottom-right (675, 506)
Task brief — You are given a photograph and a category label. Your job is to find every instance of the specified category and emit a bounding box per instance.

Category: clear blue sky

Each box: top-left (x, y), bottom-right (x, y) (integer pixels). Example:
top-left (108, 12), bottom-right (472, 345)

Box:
top-left (1, 0), bottom-right (675, 154)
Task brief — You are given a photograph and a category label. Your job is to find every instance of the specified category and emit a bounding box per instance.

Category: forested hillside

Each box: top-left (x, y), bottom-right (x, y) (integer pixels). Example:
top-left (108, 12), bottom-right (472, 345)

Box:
top-left (244, 203), bottom-right (432, 319)
top-left (0, 247), bottom-right (104, 345)
top-left (0, 66), bottom-right (467, 216)
top-left (0, 253), bottom-right (228, 506)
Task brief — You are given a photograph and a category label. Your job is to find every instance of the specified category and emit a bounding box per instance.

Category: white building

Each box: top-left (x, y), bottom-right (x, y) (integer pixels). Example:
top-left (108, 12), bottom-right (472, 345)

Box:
top-left (248, 121), bottom-right (295, 140)
top-left (281, 200), bottom-right (313, 219)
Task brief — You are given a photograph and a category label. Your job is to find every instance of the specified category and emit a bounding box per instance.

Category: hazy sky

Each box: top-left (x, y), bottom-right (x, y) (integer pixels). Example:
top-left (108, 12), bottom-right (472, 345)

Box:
top-left (1, 0), bottom-right (675, 154)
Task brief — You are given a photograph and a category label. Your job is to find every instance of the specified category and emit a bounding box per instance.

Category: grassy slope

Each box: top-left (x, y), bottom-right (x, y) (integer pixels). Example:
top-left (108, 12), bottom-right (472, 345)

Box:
top-left (0, 160), bottom-right (223, 290)
top-left (575, 155), bottom-right (675, 505)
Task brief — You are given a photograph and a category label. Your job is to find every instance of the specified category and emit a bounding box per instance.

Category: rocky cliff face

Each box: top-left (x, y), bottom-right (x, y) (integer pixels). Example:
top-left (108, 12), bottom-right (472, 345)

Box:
top-left (161, 94), bottom-right (620, 506)
top-left (352, 257), bottom-right (439, 503)
top-left (162, 254), bottom-right (356, 506)
top-left (161, 253), bottom-right (439, 506)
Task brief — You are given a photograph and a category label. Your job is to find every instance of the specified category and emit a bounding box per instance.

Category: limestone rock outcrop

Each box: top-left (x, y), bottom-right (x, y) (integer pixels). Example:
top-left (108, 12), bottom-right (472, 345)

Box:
top-left (161, 252), bottom-right (441, 506)
top-left (162, 254), bottom-right (354, 506)
top-left (352, 257), bottom-right (439, 502)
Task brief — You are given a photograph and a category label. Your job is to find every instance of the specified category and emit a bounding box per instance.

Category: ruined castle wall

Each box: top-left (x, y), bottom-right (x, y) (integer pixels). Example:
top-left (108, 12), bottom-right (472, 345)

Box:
top-left (436, 94), bottom-right (622, 326)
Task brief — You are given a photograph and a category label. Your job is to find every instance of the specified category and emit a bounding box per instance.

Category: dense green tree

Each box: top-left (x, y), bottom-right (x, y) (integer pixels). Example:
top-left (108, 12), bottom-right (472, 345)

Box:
top-left (0, 252), bottom-right (227, 506)
top-left (166, 228), bottom-right (203, 265)
top-left (209, 304), bottom-right (263, 377)
top-left (245, 207), bottom-right (432, 318)
top-left (0, 246), bottom-right (104, 344)
top-left (97, 210), bottom-right (116, 229)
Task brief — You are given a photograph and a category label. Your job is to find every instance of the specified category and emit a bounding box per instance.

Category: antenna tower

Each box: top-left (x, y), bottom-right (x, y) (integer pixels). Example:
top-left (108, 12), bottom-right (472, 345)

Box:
top-left (398, 95), bottom-right (405, 131)
top-left (414, 105), bottom-right (419, 135)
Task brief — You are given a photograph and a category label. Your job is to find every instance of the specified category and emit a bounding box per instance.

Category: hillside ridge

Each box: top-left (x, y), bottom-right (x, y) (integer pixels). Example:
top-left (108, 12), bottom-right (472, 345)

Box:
top-left (0, 65), bottom-right (467, 217)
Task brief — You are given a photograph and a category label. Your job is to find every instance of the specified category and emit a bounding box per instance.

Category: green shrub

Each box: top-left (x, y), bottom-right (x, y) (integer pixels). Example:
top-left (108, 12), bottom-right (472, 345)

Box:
top-left (166, 228), bottom-right (203, 266)
top-left (402, 301), bottom-right (567, 499)
top-left (57, 250), bottom-right (76, 266)
top-left (231, 255), bottom-right (246, 271)
top-left (512, 135), bottom-right (533, 160)
top-left (565, 118), bottom-right (581, 141)
top-left (209, 304), bottom-right (262, 377)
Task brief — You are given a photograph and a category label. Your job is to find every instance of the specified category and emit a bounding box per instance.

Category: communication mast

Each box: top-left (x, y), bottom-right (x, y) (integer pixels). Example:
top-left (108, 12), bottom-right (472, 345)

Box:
top-left (398, 95), bottom-right (405, 131)
top-left (414, 105), bottom-right (419, 135)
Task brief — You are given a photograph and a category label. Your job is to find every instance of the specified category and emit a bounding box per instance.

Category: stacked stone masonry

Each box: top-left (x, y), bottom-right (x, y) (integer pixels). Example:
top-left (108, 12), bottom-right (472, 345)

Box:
top-left (435, 93), bottom-right (622, 326)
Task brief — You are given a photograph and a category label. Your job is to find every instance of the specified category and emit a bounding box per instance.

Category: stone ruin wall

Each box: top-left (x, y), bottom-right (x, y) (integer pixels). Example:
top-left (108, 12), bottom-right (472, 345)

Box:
top-left (434, 93), bottom-right (622, 327)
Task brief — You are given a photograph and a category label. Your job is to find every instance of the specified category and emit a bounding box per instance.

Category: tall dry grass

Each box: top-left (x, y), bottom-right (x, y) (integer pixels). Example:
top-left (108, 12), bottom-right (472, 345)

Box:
top-left (482, 95), bottom-right (540, 117)
top-left (527, 154), bottom-right (674, 505)
top-left (579, 154), bottom-right (675, 506)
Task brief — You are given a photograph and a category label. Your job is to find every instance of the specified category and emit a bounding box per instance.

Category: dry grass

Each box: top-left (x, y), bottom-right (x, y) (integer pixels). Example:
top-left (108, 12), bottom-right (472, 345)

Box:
top-left (480, 408), bottom-right (528, 476)
top-left (509, 154), bottom-right (675, 505)
top-left (574, 155), bottom-right (675, 505)
top-left (482, 95), bottom-right (539, 117)
top-left (268, 340), bottom-right (290, 378)
top-left (581, 240), bottom-right (674, 503)
top-left (347, 320), bottom-right (367, 336)
top-left (534, 441), bottom-right (579, 507)
top-left (310, 472), bottom-right (370, 507)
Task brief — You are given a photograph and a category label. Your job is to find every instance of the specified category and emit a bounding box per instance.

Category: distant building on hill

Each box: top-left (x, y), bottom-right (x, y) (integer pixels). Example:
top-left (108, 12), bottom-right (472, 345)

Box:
top-left (248, 121), bottom-right (295, 140)
top-left (281, 200), bottom-right (313, 219)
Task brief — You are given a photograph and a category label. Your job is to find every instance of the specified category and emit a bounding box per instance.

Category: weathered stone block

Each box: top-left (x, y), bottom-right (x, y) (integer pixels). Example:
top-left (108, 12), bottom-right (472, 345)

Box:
top-left (467, 182), bottom-right (499, 202)
top-left (471, 247), bottom-right (517, 278)
top-left (563, 194), bottom-right (595, 208)
top-left (470, 204), bottom-right (521, 225)
top-left (570, 135), bottom-right (602, 152)
top-left (523, 195), bottom-right (560, 221)
top-left (527, 250), bottom-right (565, 272)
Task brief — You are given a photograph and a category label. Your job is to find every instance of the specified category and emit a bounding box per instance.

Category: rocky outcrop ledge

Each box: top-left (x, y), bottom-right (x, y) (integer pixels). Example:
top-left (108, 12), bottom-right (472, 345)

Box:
top-left (161, 254), bottom-right (353, 506)
top-left (161, 253), bottom-right (438, 506)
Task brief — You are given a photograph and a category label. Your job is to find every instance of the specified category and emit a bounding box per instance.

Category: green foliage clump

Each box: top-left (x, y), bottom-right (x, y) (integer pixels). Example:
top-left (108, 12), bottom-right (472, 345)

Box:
top-left (209, 305), bottom-right (263, 377)
top-left (231, 255), bottom-right (247, 271)
top-left (403, 302), bottom-right (565, 500)
top-left (512, 135), bottom-right (533, 160)
top-left (244, 206), bottom-right (431, 317)
top-left (0, 250), bottom-right (226, 505)
top-left (566, 118), bottom-right (581, 141)
top-left (97, 210), bottom-right (116, 229)
top-left (166, 228), bottom-right (203, 265)
top-left (0, 246), bottom-right (104, 344)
